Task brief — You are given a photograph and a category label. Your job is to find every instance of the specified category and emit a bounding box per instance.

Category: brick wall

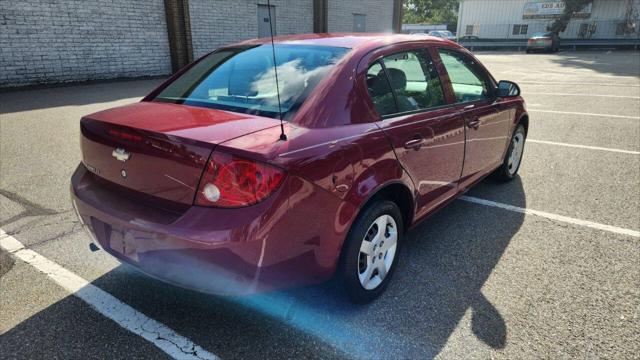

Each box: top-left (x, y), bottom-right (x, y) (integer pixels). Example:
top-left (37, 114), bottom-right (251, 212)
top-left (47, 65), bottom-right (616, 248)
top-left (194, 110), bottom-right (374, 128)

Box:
top-left (327, 0), bottom-right (394, 33)
top-left (0, 0), bottom-right (396, 88)
top-left (189, 0), bottom-right (314, 58)
top-left (0, 0), bottom-right (172, 88)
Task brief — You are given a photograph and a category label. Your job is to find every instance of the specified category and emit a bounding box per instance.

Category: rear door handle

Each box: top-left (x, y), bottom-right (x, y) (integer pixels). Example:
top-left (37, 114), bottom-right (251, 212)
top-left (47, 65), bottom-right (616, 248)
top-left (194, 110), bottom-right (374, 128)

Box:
top-left (404, 138), bottom-right (424, 150)
top-left (467, 118), bottom-right (480, 129)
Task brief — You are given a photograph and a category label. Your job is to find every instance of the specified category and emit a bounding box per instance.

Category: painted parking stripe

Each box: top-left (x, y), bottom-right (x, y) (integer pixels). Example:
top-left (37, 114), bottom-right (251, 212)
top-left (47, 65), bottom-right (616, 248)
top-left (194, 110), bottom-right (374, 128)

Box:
top-left (0, 229), bottom-right (218, 360)
top-left (459, 196), bottom-right (640, 238)
top-left (527, 139), bottom-right (640, 155)
top-left (518, 81), bottom-right (640, 87)
top-left (528, 109), bottom-right (640, 119)
top-left (525, 92), bottom-right (640, 99)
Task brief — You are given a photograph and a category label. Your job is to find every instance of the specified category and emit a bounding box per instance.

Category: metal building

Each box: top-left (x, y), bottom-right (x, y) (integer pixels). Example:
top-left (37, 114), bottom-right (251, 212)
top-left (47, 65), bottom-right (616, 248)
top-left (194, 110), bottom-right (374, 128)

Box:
top-left (457, 0), bottom-right (640, 40)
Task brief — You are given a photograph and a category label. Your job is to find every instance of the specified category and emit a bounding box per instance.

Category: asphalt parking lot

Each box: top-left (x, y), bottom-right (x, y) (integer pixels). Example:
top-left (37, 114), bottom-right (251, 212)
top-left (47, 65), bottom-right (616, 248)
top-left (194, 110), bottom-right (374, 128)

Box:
top-left (1, 50), bottom-right (639, 359)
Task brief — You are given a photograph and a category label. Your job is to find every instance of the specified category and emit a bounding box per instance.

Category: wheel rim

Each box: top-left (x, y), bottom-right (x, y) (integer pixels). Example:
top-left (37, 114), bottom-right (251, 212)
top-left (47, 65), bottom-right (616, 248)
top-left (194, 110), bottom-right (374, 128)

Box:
top-left (358, 214), bottom-right (398, 290)
top-left (507, 132), bottom-right (525, 175)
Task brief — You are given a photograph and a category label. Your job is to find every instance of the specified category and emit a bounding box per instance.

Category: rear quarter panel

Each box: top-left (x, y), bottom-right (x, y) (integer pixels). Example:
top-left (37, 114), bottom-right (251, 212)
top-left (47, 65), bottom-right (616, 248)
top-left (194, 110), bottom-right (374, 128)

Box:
top-left (219, 119), bottom-right (414, 274)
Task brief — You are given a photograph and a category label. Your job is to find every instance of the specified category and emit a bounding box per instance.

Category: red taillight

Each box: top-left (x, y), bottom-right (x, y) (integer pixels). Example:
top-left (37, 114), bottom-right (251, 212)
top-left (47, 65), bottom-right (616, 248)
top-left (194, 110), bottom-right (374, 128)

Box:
top-left (195, 152), bottom-right (286, 208)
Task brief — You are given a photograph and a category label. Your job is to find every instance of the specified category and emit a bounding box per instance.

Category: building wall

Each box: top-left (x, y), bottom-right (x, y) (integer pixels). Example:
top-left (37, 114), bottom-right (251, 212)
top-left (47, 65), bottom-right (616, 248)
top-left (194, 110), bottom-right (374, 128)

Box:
top-left (0, 0), bottom-right (172, 88)
top-left (457, 0), bottom-right (640, 39)
top-left (327, 0), bottom-right (394, 33)
top-left (189, 0), bottom-right (314, 58)
top-left (0, 0), bottom-right (397, 88)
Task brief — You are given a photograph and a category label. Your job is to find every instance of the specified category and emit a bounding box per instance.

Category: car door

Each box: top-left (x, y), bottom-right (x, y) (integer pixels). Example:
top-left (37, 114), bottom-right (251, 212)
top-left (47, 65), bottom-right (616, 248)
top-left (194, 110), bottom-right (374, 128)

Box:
top-left (435, 48), bottom-right (510, 190)
top-left (369, 48), bottom-right (465, 219)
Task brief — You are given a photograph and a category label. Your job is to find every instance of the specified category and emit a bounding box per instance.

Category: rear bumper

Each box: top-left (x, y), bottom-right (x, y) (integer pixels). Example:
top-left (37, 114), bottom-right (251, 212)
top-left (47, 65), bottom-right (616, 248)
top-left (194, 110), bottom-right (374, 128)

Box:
top-left (70, 163), bottom-right (355, 295)
top-left (527, 43), bottom-right (553, 50)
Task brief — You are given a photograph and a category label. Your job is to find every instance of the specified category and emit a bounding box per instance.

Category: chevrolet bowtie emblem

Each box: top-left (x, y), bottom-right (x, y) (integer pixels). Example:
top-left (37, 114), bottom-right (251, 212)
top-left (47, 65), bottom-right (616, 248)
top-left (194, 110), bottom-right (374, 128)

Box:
top-left (112, 148), bottom-right (130, 162)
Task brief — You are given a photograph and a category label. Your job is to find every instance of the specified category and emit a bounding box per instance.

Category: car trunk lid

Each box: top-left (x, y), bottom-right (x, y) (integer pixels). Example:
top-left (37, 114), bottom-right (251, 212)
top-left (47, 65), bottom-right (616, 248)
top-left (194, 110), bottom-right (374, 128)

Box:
top-left (80, 101), bottom-right (281, 206)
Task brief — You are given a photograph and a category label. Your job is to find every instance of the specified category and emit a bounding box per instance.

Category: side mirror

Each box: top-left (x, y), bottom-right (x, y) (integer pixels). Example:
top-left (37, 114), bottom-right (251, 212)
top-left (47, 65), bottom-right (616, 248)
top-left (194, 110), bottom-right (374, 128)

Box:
top-left (497, 80), bottom-right (520, 97)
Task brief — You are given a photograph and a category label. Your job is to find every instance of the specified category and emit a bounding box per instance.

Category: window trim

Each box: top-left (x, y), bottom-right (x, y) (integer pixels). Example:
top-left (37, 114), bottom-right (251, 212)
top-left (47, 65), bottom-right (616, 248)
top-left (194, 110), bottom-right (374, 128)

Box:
top-left (379, 101), bottom-right (455, 120)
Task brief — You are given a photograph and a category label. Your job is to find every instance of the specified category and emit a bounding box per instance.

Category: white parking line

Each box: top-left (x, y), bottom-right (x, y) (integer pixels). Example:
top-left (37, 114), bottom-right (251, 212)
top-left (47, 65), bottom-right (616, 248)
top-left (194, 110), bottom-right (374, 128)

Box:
top-left (525, 92), bottom-right (640, 99)
top-left (0, 229), bottom-right (218, 360)
top-left (459, 196), bottom-right (640, 238)
top-left (527, 139), bottom-right (640, 155)
top-left (518, 81), bottom-right (640, 87)
top-left (528, 109), bottom-right (640, 119)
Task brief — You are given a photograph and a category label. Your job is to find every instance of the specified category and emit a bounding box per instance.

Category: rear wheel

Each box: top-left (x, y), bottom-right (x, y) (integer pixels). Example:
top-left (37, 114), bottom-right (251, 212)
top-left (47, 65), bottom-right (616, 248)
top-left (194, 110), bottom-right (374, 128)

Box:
top-left (493, 124), bottom-right (526, 181)
top-left (339, 200), bottom-right (403, 303)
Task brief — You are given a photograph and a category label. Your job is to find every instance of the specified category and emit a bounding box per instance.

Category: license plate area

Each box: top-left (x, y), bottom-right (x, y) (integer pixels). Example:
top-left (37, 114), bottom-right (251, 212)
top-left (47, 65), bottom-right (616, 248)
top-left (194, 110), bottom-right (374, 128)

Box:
top-left (109, 230), bottom-right (139, 262)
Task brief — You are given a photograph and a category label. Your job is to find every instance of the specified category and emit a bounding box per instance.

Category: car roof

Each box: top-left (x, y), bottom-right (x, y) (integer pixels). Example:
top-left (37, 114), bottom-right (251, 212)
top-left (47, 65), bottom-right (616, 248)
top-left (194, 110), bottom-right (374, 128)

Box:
top-left (228, 33), bottom-right (453, 51)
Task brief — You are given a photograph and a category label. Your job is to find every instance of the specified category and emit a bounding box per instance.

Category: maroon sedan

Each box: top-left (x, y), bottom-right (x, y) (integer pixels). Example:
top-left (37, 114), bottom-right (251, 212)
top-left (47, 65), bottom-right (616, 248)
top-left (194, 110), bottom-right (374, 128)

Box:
top-left (71, 34), bottom-right (528, 303)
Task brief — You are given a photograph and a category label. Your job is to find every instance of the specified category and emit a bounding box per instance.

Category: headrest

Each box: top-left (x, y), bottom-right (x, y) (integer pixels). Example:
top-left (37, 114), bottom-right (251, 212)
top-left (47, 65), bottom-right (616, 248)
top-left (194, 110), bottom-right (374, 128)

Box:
top-left (384, 68), bottom-right (407, 91)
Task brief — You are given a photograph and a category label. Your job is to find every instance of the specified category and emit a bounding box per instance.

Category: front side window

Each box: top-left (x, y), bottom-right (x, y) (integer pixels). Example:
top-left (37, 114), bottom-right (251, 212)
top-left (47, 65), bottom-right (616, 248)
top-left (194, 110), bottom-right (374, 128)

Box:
top-left (153, 44), bottom-right (349, 120)
top-left (438, 49), bottom-right (491, 103)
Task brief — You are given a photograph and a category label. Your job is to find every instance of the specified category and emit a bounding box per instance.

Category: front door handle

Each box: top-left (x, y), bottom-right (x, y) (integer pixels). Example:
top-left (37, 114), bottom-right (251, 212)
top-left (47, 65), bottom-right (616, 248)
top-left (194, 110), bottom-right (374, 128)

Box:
top-left (404, 137), bottom-right (424, 150)
top-left (467, 118), bottom-right (480, 129)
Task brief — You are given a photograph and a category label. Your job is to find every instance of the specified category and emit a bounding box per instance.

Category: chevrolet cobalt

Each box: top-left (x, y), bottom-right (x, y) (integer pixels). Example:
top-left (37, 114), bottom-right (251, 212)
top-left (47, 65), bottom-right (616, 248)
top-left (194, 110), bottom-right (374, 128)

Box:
top-left (71, 34), bottom-right (528, 303)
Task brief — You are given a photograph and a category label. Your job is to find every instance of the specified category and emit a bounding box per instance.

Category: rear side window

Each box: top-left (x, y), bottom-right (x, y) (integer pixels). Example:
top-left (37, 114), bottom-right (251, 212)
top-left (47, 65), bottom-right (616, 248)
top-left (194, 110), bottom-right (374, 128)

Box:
top-left (366, 49), bottom-right (446, 117)
top-left (381, 50), bottom-right (446, 112)
top-left (438, 49), bottom-right (491, 103)
top-left (366, 62), bottom-right (397, 116)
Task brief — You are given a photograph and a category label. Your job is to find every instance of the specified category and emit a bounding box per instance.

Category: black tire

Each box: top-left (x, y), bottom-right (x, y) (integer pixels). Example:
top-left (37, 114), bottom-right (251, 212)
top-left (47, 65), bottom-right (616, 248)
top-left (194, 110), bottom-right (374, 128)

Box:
top-left (493, 124), bottom-right (526, 181)
top-left (339, 200), bottom-right (403, 304)
top-left (526, 49), bottom-right (531, 54)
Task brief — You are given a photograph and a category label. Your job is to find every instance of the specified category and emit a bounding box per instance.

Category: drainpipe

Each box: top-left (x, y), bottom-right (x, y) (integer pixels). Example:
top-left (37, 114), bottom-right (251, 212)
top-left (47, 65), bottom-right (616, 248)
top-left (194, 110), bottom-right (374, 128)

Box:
top-left (164, 0), bottom-right (194, 72)
top-left (313, 0), bottom-right (328, 33)
top-left (457, 0), bottom-right (464, 37)
top-left (393, 0), bottom-right (403, 33)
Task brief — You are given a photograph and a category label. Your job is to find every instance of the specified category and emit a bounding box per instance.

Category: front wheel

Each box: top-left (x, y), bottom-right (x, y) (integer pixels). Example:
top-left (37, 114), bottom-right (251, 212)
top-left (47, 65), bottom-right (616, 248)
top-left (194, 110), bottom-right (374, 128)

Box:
top-left (493, 124), bottom-right (526, 181)
top-left (339, 200), bottom-right (403, 303)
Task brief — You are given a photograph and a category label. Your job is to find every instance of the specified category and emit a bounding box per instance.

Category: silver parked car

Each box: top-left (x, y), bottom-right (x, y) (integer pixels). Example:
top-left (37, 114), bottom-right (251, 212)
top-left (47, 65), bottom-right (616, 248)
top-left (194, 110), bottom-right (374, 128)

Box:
top-left (427, 30), bottom-right (457, 41)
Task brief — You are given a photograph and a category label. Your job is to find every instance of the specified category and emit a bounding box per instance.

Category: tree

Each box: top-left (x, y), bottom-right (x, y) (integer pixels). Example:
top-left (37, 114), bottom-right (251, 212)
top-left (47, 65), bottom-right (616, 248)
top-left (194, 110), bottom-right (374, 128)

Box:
top-left (403, 0), bottom-right (460, 25)
top-left (547, 0), bottom-right (593, 34)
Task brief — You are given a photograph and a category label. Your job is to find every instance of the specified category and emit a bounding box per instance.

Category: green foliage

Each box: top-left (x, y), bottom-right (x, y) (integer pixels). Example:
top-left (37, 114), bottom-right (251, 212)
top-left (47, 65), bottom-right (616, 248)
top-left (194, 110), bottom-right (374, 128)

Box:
top-left (547, 0), bottom-right (593, 33)
top-left (403, 0), bottom-right (460, 25)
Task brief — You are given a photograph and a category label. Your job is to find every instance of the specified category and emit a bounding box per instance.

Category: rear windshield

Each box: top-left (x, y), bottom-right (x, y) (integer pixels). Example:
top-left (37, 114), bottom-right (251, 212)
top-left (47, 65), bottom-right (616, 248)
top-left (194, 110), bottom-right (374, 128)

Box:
top-left (153, 44), bottom-right (349, 120)
top-left (531, 32), bottom-right (551, 37)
